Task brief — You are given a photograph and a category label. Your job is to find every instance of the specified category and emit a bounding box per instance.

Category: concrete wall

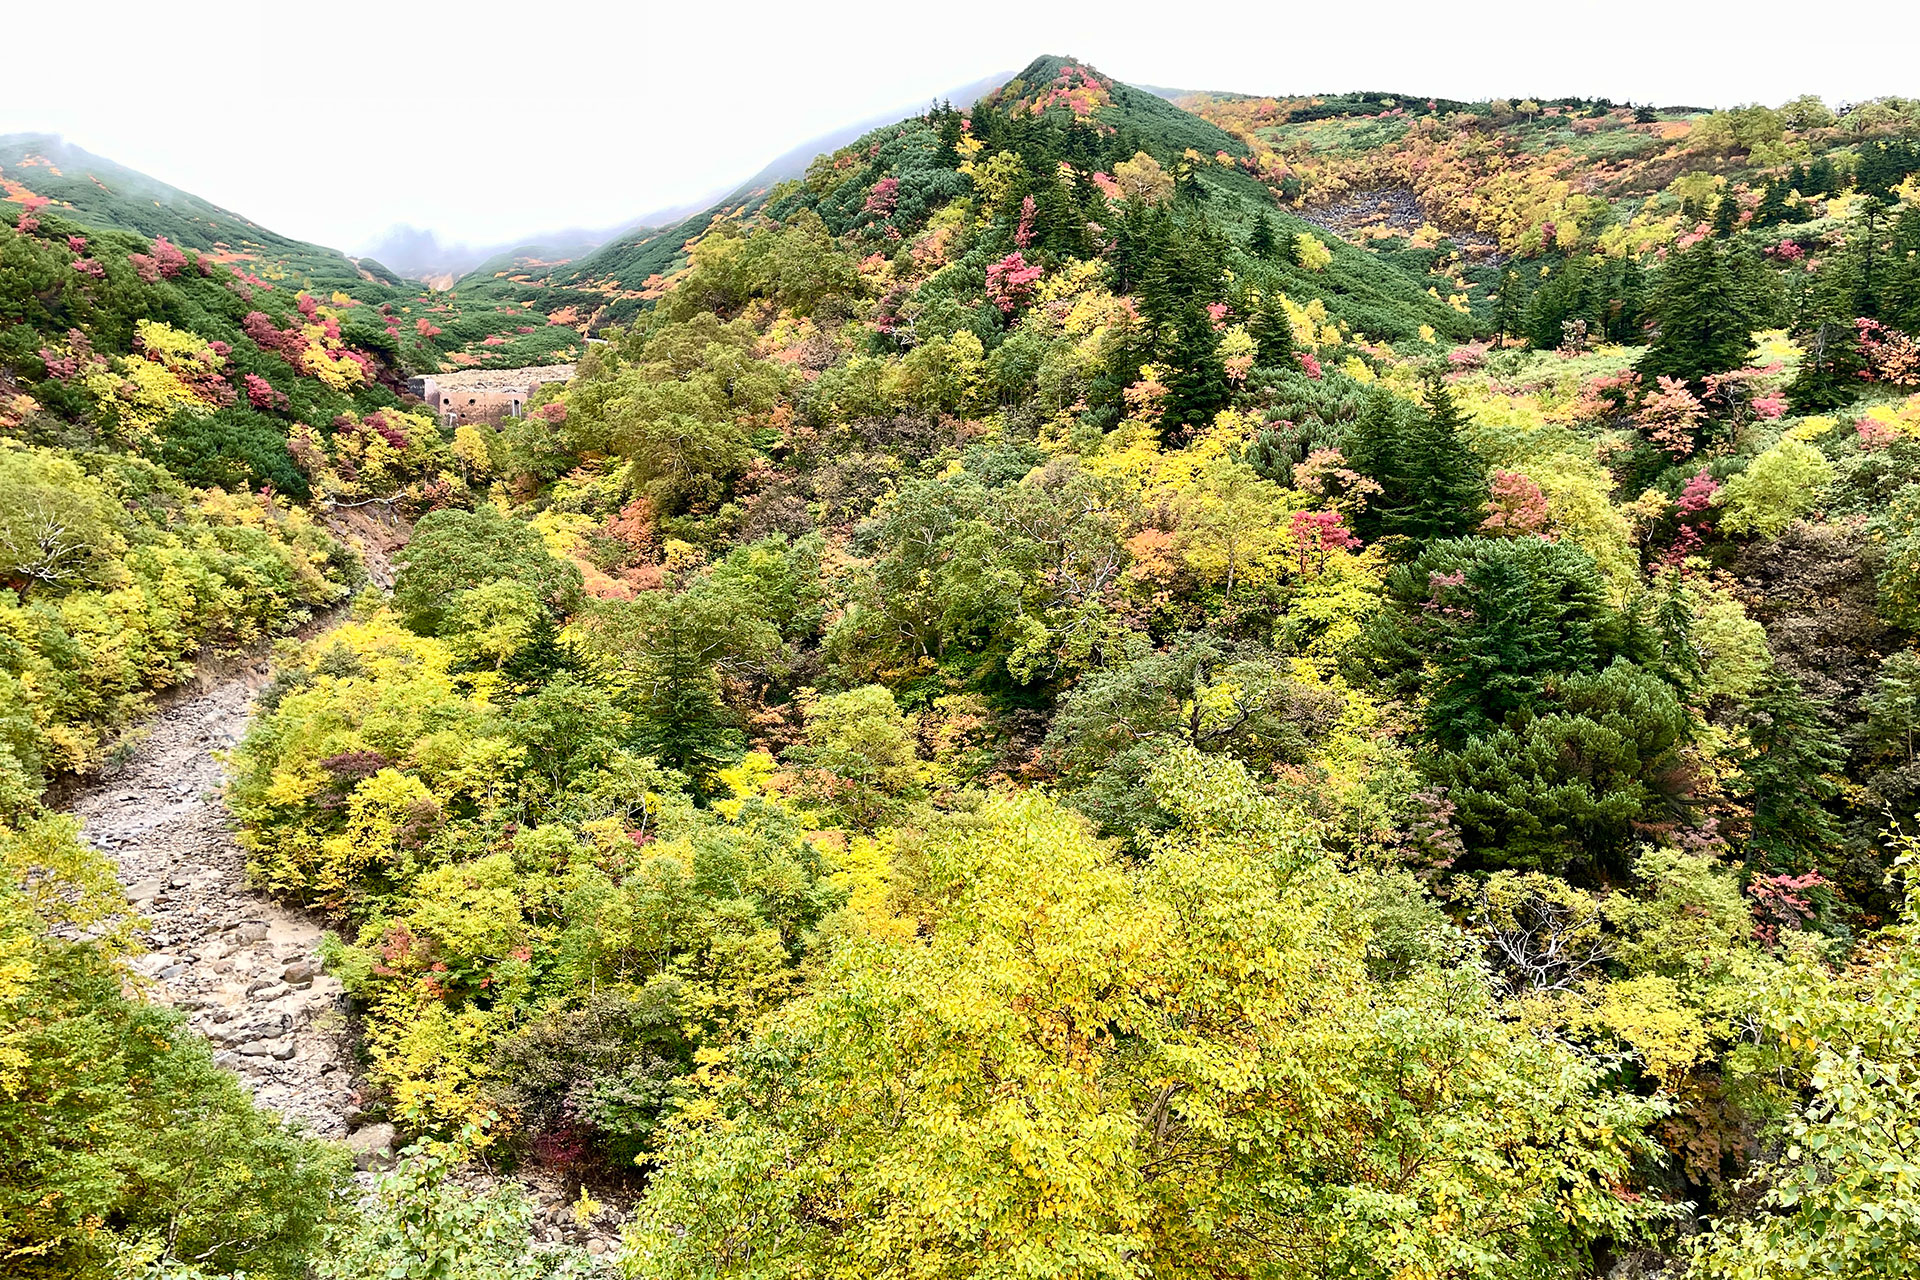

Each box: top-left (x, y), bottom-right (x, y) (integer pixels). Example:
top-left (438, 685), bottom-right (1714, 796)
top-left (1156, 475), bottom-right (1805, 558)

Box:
top-left (397, 372), bottom-right (560, 427)
top-left (433, 388), bottom-right (534, 426)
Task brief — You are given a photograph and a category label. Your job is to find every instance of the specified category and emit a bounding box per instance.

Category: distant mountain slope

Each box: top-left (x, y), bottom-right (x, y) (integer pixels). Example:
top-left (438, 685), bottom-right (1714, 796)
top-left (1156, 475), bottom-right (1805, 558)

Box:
top-left (452, 71), bottom-right (1022, 305)
top-left (0, 133), bottom-right (309, 253)
top-left (451, 54), bottom-right (1471, 343)
top-left (0, 133), bottom-right (401, 293)
top-left (734, 69), bottom-right (1017, 194)
top-left (406, 72), bottom-right (1019, 294)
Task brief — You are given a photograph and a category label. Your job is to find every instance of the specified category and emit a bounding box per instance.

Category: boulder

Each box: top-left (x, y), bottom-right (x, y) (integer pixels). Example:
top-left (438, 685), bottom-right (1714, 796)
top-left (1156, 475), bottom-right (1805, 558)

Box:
top-left (346, 1122), bottom-right (397, 1171)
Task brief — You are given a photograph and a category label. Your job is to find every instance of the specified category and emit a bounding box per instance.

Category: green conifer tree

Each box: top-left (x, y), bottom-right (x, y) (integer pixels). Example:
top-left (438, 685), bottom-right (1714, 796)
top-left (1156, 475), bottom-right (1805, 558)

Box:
top-left (1246, 289), bottom-right (1296, 366)
top-left (1737, 669), bottom-right (1845, 872)
top-left (1350, 377), bottom-right (1485, 542)
top-left (1404, 372), bottom-right (1488, 541)
top-left (1637, 239), bottom-right (1766, 386)
top-left (1159, 305), bottom-right (1229, 435)
top-left (1712, 193), bottom-right (1741, 238)
top-left (1787, 246), bottom-right (1869, 412)
top-left (1752, 182), bottom-right (1790, 228)
top-left (1805, 156), bottom-right (1838, 197)
top-left (1491, 267), bottom-right (1525, 345)
top-left (1786, 316), bottom-right (1865, 413)
top-left (1248, 212), bottom-right (1277, 258)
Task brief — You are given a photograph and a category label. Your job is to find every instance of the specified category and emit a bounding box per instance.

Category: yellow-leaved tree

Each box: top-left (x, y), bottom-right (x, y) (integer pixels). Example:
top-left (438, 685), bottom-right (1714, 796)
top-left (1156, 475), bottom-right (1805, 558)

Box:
top-left (622, 747), bottom-right (1669, 1280)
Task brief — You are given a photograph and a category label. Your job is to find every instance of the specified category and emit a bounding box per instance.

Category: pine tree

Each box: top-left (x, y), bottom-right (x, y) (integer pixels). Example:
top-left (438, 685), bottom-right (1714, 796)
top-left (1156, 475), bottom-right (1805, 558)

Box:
top-left (1491, 267), bottom-right (1525, 345)
top-left (1787, 235), bottom-right (1870, 412)
top-left (1404, 372), bottom-right (1488, 541)
top-left (1855, 141), bottom-right (1909, 200)
top-left (1752, 182), bottom-right (1790, 228)
top-left (1246, 289), bottom-right (1295, 366)
top-left (1243, 428), bottom-right (1296, 482)
top-left (1159, 305), bottom-right (1229, 436)
top-left (1349, 377), bottom-right (1486, 542)
top-left (1606, 257), bottom-right (1649, 342)
top-left (1031, 170), bottom-right (1084, 257)
top-left (1805, 156), bottom-right (1838, 197)
top-left (1786, 316), bottom-right (1865, 413)
top-left (1248, 212), bottom-right (1277, 258)
top-left (1711, 193), bottom-right (1741, 238)
top-left (1275, 223), bottom-right (1301, 267)
top-left (1524, 256), bottom-right (1597, 350)
top-left (1854, 196), bottom-right (1889, 318)
top-left (1885, 206), bottom-right (1920, 331)
top-left (640, 672), bottom-right (739, 797)
top-left (1637, 239), bottom-right (1766, 386)
top-left (1737, 669), bottom-right (1844, 873)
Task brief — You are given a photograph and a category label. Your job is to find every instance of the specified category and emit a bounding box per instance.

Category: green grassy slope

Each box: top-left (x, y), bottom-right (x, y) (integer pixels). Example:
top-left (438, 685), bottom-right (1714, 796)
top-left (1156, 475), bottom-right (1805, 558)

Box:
top-left (0, 134), bottom-right (383, 297)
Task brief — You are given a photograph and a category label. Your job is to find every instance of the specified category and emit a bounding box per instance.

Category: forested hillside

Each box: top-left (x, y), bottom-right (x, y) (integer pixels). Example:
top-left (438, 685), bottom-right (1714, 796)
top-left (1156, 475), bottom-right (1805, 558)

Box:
top-left (7, 53), bottom-right (1920, 1279)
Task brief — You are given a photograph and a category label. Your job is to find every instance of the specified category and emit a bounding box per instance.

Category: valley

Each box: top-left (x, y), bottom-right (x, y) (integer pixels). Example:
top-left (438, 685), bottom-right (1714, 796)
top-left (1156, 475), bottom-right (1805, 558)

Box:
top-left (5, 49), bottom-right (1920, 1280)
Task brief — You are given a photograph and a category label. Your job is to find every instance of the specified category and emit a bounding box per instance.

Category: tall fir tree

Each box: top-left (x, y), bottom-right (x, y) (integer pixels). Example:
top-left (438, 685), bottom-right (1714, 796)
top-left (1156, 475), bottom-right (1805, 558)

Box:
top-left (1158, 305), bottom-right (1229, 436)
top-left (1884, 206), bottom-right (1920, 331)
top-left (1491, 266), bottom-right (1525, 345)
top-left (1853, 197), bottom-right (1890, 318)
top-left (1804, 155), bottom-right (1838, 197)
top-left (1637, 238), bottom-right (1768, 387)
top-left (1787, 236), bottom-right (1871, 412)
top-left (1404, 372), bottom-right (1489, 541)
top-left (1737, 668), bottom-right (1845, 873)
top-left (1786, 315), bottom-right (1866, 413)
top-left (1248, 212), bottom-right (1277, 258)
top-left (1245, 288), bottom-right (1296, 367)
top-left (1349, 378), bottom-right (1486, 542)
top-left (1712, 193), bottom-right (1741, 238)
top-left (1752, 181), bottom-right (1790, 228)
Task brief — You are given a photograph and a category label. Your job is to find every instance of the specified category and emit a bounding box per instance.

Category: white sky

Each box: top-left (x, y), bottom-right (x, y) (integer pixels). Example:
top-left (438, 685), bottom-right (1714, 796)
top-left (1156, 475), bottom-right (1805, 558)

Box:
top-left (5, 0), bottom-right (1916, 254)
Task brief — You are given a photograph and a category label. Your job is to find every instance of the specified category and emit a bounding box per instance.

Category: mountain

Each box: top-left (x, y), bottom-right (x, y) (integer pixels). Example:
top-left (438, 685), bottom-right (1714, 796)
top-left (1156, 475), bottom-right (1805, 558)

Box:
top-left (0, 134), bottom-right (598, 376)
top-left (12, 45), bottom-right (1920, 1280)
top-left (444, 71), bottom-right (1028, 308)
top-left (367, 71), bottom-right (1019, 291)
top-left (450, 54), bottom-right (1475, 344)
top-left (734, 69), bottom-right (1018, 193)
top-left (0, 133), bottom-right (400, 288)
top-left (359, 223), bottom-right (615, 291)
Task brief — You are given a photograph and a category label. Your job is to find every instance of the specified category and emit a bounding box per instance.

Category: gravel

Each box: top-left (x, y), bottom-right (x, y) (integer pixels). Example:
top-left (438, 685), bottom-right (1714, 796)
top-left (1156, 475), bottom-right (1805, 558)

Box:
top-left (67, 659), bottom-right (360, 1139)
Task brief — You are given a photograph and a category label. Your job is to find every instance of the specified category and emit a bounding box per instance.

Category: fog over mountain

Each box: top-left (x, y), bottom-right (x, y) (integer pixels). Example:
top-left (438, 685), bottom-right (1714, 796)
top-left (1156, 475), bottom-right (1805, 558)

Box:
top-left (361, 69), bottom-right (1017, 285)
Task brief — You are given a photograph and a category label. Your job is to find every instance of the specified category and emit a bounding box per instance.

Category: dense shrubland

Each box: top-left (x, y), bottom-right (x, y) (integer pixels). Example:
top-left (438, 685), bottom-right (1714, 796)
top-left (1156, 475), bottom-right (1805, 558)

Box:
top-left (9, 52), bottom-right (1920, 1279)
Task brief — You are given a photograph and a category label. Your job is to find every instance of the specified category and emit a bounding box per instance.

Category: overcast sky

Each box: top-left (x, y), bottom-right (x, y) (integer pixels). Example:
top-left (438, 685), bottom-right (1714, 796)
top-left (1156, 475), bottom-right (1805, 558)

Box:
top-left (6, 0), bottom-right (1916, 254)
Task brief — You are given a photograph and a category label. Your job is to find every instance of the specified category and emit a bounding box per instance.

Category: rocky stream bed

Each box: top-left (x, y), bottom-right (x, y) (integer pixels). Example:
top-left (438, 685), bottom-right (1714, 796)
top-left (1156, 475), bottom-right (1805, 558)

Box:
top-left (64, 646), bottom-right (627, 1255)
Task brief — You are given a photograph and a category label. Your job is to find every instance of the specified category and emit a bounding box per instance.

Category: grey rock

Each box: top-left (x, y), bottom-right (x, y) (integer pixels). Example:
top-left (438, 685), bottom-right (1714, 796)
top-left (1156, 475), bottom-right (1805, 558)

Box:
top-left (347, 1123), bottom-right (397, 1171)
